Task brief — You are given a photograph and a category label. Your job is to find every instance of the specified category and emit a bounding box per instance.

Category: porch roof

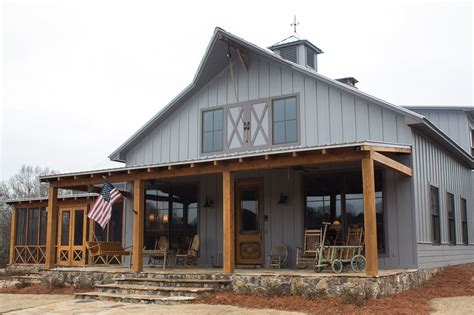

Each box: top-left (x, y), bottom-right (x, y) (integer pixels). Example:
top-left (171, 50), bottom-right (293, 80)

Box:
top-left (5, 193), bottom-right (99, 205)
top-left (39, 141), bottom-right (412, 189)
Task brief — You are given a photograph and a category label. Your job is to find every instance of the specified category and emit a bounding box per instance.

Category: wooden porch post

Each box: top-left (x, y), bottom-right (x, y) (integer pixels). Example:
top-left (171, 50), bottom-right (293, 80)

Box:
top-left (222, 170), bottom-right (235, 273)
top-left (362, 156), bottom-right (378, 276)
top-left (8, 205), bottom-right (17, 265)
top-left (45, 186), bottom-right (58, 269)
top-left (132, 179), bottom-right (144, 272)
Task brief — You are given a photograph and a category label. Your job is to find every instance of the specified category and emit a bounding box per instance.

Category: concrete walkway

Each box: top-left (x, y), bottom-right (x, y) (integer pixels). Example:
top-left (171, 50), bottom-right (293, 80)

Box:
top-left (430, 296), bottom-right (474, 314)
top-left (0, 294), bottom-right (303, 314)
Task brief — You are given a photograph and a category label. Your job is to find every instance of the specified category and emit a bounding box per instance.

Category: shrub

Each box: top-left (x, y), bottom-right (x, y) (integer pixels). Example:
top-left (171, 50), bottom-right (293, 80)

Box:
top-left (45, 274), bottom-right (66, 289)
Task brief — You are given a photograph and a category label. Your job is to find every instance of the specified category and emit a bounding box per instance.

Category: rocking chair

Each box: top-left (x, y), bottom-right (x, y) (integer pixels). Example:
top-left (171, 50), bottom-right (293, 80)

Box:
top-left (267, 244), bottom-right (288, 268)
top-left (296, 228), bottom-right (323, 268)
top-left (176, 234), bottom-right (199, 266)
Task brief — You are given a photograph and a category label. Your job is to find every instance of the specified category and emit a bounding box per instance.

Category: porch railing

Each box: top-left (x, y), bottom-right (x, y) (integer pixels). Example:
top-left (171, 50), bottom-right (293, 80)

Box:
top-left (14, 245), bottom-right (46, 264)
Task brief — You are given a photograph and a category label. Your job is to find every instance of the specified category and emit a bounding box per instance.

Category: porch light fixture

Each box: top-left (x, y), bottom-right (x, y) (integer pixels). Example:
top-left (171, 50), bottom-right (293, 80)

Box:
top-left (162, 214), bottom-right (169, 224)
top-left (147, 213), bottom-right (156, 222)
top-left (203, 196), bottom-right (214, 208)
top-left (277, 193), bottom-right (288, 204)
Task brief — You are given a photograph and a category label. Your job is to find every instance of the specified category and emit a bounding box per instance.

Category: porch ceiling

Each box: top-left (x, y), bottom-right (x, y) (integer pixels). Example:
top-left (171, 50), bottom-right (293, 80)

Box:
top-left (39, 142), bottom-right (411, 190)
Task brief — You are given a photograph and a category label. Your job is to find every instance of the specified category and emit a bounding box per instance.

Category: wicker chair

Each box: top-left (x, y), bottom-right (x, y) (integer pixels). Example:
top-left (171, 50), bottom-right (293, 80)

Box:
top-left (296, 228), bottom-right (323, 268)
top-left (267, 244), bottom-right (288, 268)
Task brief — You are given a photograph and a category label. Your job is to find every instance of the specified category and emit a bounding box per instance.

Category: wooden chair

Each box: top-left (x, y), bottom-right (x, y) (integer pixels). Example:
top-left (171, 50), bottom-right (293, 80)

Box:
top-left (342, 226), bottom-right (364, 260)
top-left (267, 244), bottom-right (288, 268)
top-left (296, 229), bottom-right (323, 268)
top-left (87, 241), bottom-right (131, 266)
top-left (176, 235), bottom-right (199, 266)
top-left (149, 236), bottom-right (169, 267)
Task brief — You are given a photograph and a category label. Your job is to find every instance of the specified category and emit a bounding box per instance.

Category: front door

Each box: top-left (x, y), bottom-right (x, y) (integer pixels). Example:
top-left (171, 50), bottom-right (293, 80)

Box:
top-left (57, 205), bottom-right (87, 266)
top-left (235, 181), bottom-right (263, 265)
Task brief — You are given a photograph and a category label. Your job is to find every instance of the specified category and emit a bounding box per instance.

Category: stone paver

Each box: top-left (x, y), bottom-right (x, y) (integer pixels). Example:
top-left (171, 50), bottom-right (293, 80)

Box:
top-left (0, 294), bottom-right (73, 313)
top-left (430, 296), bottom-right (474, 314)
top-left (0, 294), bottom-right (302, 314)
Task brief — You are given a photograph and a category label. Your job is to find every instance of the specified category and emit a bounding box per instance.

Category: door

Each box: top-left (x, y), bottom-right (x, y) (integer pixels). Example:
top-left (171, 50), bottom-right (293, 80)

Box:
top-left (235, 181), bottom-right (263, 265)
top-left (57, 205), bottom-right (88, 266)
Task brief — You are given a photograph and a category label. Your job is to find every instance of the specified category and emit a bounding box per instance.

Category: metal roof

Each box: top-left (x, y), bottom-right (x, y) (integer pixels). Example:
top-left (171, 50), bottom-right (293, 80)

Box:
top-left (42, 141), bottom-right (412, 182)
top-left (108, 27), bottom-right (426, 163)
top-left (6, 193), bottom-right (99, 205)
top-left (268, 34), bottom-right (323, 54)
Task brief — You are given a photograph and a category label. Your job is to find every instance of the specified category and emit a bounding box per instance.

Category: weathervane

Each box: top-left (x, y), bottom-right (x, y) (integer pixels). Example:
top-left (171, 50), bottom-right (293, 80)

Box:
top-left (290, 15), bottom-right (300, 33)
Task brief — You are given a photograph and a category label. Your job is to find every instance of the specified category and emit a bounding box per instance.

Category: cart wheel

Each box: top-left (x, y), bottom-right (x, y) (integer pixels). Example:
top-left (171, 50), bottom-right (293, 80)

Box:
top-left (351, 255), bottom-right (366, 272)
top-left (331, 259), bottom-right (343, 273)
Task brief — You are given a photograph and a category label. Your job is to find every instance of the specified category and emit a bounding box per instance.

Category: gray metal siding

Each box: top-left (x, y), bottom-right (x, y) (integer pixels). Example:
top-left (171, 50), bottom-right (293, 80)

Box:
top-left (125, 52), bottom-right (412, 167)
top-left (410, 109), bottom-right (471, 153)
top-left (412, 131), bottom-right (474, 268)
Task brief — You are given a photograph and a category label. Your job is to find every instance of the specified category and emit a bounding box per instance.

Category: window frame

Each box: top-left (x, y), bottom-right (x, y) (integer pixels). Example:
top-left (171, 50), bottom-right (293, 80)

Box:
top-left (430, 185), bottom-right (441, 245)
top-left (271, 96), bottom-right (299, 145)
top-left (201, 108), bottom-right (224, 154)
top-left (461, 197), bottom-right (468, 245)
top-left (15, 206), bottom-right (47, 247)
top-left (306, 46), bottom-right (315, 69)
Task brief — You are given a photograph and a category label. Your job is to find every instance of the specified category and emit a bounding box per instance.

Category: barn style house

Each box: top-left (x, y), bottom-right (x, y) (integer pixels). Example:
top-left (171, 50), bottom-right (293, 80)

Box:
top-left (7, 27), bottom-right (474, 283)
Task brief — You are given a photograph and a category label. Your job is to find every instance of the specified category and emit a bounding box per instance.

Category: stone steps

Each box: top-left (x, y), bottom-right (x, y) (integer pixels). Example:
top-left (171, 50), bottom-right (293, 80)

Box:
top-left (76, 291), bottom-right (196, 304)
top-left (11, 275), bottom-right (43, 284)
top-left (75, 274), bottom-right (231, 304)
top-left (95, 283), bottom-right (214, 297)
top-left (114, 277), bottom-right (231, 288)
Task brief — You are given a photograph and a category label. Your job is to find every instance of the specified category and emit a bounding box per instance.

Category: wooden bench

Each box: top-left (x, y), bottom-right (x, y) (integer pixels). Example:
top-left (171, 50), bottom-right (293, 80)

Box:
top-left (87, 241), bottom-right (131, 266)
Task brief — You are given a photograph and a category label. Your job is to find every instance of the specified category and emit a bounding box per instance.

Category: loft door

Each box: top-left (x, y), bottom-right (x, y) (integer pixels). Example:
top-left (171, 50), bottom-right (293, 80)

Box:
top-left (235, 181), bottom-right (263, 265)
top-left (57, 205), bottom-right (87, 266)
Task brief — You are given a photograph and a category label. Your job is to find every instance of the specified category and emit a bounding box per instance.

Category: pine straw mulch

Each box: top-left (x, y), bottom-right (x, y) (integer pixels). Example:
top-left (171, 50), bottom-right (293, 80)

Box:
top-left (198, 264), bottom-right (474, 314)
top-left (0, 283), bottom-right (91, 295)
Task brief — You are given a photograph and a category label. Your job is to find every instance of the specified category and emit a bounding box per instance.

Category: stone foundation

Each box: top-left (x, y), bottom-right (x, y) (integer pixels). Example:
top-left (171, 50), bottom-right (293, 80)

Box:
top-left (6, 265), bottom-right (443, 298)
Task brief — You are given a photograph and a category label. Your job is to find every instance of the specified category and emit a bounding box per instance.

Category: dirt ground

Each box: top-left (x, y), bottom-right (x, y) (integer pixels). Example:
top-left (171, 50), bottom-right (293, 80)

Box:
top-left (198, 264), bottom-right (474, 314)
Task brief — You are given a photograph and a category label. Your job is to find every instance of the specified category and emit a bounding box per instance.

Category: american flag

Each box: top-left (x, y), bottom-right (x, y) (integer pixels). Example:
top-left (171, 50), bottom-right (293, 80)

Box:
top-left (88, 181), bottom-right (122, 228)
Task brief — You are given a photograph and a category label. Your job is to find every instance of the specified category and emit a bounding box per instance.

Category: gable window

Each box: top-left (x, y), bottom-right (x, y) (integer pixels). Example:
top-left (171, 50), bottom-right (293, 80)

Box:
top-left (272, 96), bottom-right (297, 145)
top-left (430, 186), bottom-right (441, 244)
top-left (447, 192), bottom-right (456, 245)
top-left (461, 198), bottom-right (468, 245)
top-left (202, 109), bottom-right (223, 153)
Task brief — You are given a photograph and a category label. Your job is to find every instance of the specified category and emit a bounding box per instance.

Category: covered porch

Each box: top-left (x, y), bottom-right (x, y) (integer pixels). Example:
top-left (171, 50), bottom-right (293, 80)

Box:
top-left (37, 142), bottom-right (413, 277)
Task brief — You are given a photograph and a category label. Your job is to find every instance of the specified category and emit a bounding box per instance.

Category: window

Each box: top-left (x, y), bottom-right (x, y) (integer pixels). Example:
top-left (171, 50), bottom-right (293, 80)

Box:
top-left (94, 202), bottom-right (123, 243)
top-left (447, 193), bottom-right (456, 245)
top-left (272, 97), bottom-right (297, 144)
top-left (202, 109), bottom-right (223, 153)
top-left (430, 186), bottom-right (440, 244)
top-left (461, 198), bottom-right (468, 245)
top-left (145, 183), bottom-right (198, 250)
top-left (15, 207), bottom-right (47, 246)
top-left (306, 47), bottom-right (315, 69)
top-left (304, 171), bottom-right (385, 253)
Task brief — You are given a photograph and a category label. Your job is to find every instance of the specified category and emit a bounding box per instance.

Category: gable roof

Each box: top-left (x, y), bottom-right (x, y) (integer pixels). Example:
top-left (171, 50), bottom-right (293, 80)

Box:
top-left (108, 27), bottom-right (472, 167)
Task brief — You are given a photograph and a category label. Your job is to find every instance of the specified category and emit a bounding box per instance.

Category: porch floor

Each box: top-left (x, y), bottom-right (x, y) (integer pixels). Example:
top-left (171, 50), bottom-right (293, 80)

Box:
top-left (51, 265), bottom-right (416, 278)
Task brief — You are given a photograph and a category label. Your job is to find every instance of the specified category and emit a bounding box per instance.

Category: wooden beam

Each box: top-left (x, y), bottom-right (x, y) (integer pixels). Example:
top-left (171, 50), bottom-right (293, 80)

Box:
top-left (222, 170), bottom-right (235, 273)
top-left (9, 205), bottom-right (17, 265)
top-left (236, 49), bottom-right (248, 72)
top-left (360, 145), bottom-right (411, 154)
top-left (132, 179), bottom-right (145, 272)
top-left (371, 151), bottom-right (412, 176)
top-left (362, 157), bottom-right (378, 277)
top-left (45, 186), bottom-right (58, 269)
top-left (49, 150), bottom-right (369, 188)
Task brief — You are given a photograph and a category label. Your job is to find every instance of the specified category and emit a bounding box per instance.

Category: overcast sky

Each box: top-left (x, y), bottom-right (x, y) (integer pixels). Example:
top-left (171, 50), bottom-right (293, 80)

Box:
top-left (1, 0), bottom-right (473, 180)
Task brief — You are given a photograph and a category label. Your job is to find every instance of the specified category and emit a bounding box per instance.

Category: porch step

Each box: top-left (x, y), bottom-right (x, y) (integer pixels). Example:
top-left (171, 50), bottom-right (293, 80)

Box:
top-left (11, 275), bottom-right (43, 284)
top-left (114, 277), bottom-right (231, 288)
top-left (95, 283), bottom-right (214, 297)
top-left (75, 291), bottom-right (195, 304)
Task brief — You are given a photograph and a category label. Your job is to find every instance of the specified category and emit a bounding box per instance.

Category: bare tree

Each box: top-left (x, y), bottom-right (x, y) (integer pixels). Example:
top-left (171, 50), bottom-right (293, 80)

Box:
top-left (0, 165), bottom-right (56, 267)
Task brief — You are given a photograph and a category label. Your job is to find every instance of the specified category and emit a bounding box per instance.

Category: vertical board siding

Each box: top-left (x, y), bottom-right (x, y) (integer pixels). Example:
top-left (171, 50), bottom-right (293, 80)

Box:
top-left (125, 54), bottom-right (412, 167)
top-left (412, 131), bottom-right (474, 268)
top-left (409, 109), bottom-right (471, 154)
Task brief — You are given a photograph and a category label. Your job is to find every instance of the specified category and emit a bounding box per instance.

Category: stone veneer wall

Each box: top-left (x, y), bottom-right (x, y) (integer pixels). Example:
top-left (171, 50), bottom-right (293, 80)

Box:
top-left (7, 266), bottom-right (442, 298)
